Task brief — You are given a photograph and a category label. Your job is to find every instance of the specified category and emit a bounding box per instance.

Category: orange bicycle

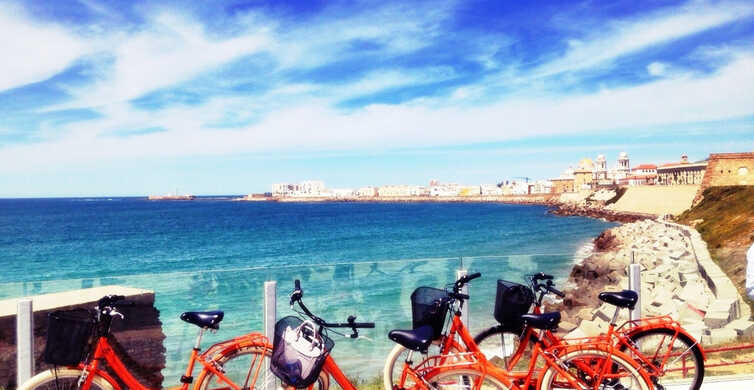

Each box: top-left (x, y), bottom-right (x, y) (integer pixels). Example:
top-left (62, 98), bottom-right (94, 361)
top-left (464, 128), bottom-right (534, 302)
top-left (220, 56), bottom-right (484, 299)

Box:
top-left (379, 273), bottom-right (654, 390)
top-left (473, 273), bottom-right (705, 390)
top-left (20, 295), bottom-right (291, 390)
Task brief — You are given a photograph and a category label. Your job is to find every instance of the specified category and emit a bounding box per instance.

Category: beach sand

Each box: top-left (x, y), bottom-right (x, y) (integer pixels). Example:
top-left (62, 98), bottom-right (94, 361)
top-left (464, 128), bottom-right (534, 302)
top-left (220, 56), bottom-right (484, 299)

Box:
top-left (606, 185), bottom-right (699, 216)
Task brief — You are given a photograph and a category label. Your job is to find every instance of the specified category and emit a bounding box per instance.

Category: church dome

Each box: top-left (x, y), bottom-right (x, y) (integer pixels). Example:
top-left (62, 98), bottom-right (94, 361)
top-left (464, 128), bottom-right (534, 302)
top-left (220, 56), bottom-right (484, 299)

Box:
top-left (578, 158), bottom-right (594, 170)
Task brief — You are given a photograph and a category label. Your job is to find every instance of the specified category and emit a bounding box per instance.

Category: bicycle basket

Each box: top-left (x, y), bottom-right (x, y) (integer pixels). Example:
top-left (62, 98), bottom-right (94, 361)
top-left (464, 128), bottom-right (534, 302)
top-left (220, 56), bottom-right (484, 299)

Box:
top-left (43, 309), bottom-right (96, 366)
top-left (410, 287), bottom-right (449, 340)
top-left (494, 280), bottom-right (535, 329)
top-left (270, 316), bottom-right (334, 388)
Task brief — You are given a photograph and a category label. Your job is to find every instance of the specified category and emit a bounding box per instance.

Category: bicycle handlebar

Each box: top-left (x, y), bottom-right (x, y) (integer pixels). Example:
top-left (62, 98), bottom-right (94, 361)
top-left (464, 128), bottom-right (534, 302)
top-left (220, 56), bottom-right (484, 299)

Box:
top-left (453, 272), bottom-right (481, 293)
top-left (544, 283), bottom-right (565, 297)
top-left (290, 280), bottom-right (375, 336)
top-left (527, 273), bottom-right (565, 301)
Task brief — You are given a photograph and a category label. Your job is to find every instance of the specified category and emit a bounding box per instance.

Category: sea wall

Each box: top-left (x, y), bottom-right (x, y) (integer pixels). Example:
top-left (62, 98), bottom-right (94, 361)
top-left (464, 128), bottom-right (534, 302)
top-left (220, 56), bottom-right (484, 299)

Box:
top-left (557, 219), bottom-right (754, 344)
top-left (0, 286), bottom-right (165, 389)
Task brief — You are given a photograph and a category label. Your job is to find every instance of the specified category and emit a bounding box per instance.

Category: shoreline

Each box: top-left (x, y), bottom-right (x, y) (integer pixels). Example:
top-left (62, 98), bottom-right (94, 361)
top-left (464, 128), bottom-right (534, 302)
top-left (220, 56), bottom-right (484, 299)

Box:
top-left (263, 193), bottom-right (658, 223)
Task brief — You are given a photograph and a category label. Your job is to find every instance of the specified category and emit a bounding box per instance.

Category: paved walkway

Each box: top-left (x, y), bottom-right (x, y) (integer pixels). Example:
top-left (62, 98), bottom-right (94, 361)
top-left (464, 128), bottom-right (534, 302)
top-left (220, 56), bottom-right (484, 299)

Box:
top-left (667, 375), bottom-right (754, 389)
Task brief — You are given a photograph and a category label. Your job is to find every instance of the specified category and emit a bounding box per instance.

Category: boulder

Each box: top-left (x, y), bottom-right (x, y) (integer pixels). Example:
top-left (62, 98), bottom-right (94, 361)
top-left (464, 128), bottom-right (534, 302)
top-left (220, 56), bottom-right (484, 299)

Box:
top-left (681, 321), bottom-right (708, 342)
top-left (577, 308), bottom-right (595, 322)
top-left (703, 310), bottom-right (732, 329)
top-left (558, 320), bottom-right (578, 333)
top-left (728, 319), bottom-right (754, 337)
top-left (593, 303), bottom-right (614, 322)
top-left (579, 320), bottom-right (606, 337)
top-left (677, 303), bottom-right (705, 324)
top-left (702, 328), bottom-right (738, 345)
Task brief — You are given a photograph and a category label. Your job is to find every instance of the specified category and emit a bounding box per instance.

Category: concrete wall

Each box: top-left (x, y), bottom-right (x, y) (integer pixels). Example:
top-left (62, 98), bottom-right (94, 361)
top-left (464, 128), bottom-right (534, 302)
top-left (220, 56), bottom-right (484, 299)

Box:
top-left (0, 286), bottom-right (165, 389)
top-left (695, 152), bottom-right (754, 204)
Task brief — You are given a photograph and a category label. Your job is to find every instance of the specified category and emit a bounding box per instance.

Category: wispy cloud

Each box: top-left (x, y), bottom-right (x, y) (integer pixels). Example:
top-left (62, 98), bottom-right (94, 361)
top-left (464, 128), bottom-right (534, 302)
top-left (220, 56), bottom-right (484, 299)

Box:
top-left (0, 4), bottom-right (94, 92)
top-left (1, 0), bottom-right (754, 195)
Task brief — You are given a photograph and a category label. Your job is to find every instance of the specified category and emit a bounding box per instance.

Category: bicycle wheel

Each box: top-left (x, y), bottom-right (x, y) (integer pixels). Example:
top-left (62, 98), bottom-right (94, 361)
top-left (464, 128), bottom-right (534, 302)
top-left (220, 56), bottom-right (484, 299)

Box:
top-left (195, 344), bottom-right (329, 390)
top-left (473, 326), bottom-right (530, 371)
top-left (423, 368), bottom-right (510, 390)
top-left (621, 328), bottom-right (704, 390)
top-left (19, 368), bottom-right (114, 390)
top-left (384, 341), bottom-right (464, 390)
top-left (539, 348), bottom-right (651, 390)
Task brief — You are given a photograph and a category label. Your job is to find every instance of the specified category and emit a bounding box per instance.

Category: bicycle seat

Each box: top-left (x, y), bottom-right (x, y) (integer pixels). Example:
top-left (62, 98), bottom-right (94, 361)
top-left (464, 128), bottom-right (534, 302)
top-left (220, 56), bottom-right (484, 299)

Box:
top-left (180, 311), bottom-right (224, 329)
top-left (388, 325), bottom-right (434, 353)
top-left (598, 290), bottom-right (638, 310)
top-left (520, 312), bottom-right (560, 331)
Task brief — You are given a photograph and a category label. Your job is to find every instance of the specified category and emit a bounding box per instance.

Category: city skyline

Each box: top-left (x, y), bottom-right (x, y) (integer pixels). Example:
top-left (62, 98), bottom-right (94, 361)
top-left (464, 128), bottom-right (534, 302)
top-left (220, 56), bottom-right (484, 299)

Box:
top-left (2, 0), bottom-right (754, 197)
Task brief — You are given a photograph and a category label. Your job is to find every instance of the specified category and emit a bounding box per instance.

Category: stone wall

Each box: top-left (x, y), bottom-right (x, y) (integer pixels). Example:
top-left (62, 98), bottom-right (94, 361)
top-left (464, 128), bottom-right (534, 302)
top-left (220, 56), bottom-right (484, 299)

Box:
top-left (559, 219), bottom-right (754, 345)
top-left (0, 286), bottom-right (165, 389)
top-left (695, 152), bottom-right (754, 203)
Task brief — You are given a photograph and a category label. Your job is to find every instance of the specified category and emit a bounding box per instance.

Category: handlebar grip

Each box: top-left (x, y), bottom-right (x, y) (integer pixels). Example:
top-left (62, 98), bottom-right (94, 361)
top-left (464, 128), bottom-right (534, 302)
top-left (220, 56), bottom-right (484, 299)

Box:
top-left (352, 322), bottom-right (375, 328)
top-left (290, 280), bottom-right (303, 305)
top-left (546, 285), bottom-right (565, 298)
top-left (449, 292), bottom-right (469, 300)
top-left (466, 272), bottom-right (481, 281)
top-left (533, 273), bottom-right (553, 281)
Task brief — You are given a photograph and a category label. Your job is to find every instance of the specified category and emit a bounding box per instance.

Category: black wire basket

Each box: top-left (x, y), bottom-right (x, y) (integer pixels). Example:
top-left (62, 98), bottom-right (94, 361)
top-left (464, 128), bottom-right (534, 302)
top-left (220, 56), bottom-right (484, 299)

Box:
top-left (494, 280), bottom-right (535, 331)
top-left (410, 287), bottom-right (450, 339)
top-left (43, 309), bottom-right (96, 366)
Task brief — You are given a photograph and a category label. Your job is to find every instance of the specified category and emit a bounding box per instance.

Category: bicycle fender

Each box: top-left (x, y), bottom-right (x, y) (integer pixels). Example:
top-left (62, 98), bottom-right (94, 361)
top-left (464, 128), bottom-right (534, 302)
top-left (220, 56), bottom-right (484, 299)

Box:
top-left (75, 365), bottom-right (122, 390)
top-left (624, 324), bottom-right (707, 361)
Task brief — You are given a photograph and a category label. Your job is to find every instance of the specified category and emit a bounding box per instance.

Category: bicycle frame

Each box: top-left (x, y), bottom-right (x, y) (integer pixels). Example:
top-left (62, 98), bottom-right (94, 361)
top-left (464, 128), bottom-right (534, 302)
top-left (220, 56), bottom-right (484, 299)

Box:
top-left (394, 309), bottom-right (598, 390)
top-left (76, 332), bottom-right (265, 390)
top-left (501, 303), bottom-right (704, 380)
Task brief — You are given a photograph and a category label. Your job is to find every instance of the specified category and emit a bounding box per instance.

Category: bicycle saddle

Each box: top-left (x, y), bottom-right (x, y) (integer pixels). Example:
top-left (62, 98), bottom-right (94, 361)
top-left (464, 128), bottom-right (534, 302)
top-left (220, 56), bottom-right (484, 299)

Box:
top-left (598, 290), bottom-right (638, 310)
top-left (520, 312), bottom-right (561, 331)
top-left (388, 325), bottom-right (434, 353)
top-left (180, 311), bottom-right (224, 329)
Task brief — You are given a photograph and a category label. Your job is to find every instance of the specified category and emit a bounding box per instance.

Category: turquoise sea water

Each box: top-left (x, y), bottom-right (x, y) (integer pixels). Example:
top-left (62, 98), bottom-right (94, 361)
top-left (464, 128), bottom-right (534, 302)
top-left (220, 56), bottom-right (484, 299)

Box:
top-left (0, 198), bottom-right (615, 379)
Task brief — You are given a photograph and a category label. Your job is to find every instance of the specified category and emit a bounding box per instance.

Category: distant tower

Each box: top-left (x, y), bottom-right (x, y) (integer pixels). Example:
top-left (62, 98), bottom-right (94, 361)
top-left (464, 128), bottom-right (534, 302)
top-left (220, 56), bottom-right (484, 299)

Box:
top-left (681, 154), bottom-right (689, 164)
top-left (616, 152), bottom-right (630, 180)
top-left (595, 154), bottom-right (607, 180)
top-left (618, 152), bottom-right (629, 170)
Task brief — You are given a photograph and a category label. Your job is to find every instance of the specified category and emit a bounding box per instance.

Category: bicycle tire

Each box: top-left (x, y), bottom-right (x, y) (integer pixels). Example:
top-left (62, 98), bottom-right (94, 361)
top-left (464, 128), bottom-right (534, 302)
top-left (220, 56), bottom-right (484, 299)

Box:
top-left (473, 326), bottom-right (531, 371)
top-left (422, 367), bottom-right (510, 390)
top-left (621, 328), bottom-right (704, 390)
top-left (19, 368), bottom-right (114, 390)
top-left (539, 348), bottom-right (651, 390)
top-left (383, 341), bottom-right (464, 390)
top-left (194, 343), bottom-right (329, 390)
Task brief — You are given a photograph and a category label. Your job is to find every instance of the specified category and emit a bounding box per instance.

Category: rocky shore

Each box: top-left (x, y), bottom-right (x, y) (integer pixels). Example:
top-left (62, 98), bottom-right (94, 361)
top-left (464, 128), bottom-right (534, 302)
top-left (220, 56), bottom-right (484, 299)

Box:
top-left (553, 219), bottom-right (753, 345)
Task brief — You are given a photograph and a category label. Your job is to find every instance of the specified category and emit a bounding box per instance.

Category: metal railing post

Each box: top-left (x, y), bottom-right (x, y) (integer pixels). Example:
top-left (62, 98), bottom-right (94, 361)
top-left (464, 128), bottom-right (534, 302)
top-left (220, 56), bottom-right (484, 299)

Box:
top-left (263, 281), bottom-right (276, 390)
top-left (456, 269), bottom-right (469, 327)
top-left (17, 299), bottom-right (34, 386)
top-left (628, 263), bottom-right (641, 321)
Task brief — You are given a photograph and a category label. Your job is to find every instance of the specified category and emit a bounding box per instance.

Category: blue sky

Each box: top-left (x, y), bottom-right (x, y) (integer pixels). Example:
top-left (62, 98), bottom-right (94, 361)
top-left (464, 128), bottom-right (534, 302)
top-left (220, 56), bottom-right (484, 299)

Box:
top-left (1, 0), bottom-right (753, 197)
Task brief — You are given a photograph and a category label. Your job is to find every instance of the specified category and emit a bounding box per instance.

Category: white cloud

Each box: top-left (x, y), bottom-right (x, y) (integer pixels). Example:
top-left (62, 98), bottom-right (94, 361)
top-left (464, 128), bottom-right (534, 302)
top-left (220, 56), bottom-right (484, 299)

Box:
top-left (0, 6), bottom-right (93, 92)
top-left (3, 50), bottom-right (753, 172)
top-left (67, 12), bottom-right (269, 107)
top-left (647, 62), bottom-right (667, 76)
top-left (536, 1), bottom-right (754, 76)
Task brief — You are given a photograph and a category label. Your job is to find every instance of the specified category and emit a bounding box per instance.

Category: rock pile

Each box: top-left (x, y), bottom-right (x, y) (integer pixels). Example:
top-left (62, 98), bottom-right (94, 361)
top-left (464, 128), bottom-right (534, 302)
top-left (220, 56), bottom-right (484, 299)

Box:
top-left (554, 219), bottom-right (754, 345)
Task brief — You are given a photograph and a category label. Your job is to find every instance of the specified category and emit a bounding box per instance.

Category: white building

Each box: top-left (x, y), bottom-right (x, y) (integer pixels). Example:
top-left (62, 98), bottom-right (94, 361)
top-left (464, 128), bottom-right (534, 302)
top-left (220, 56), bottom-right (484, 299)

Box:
top-left (330, 188), bottom-right (355, 198)
top-left (299, 180), bottom-right (325, 195)
top-left (378, 185), bottom-right (413, 197)
top-left (357, 186), bottom-right (377, 197)
top-left (272, 183), bottom-right (299, 196)
top-left (480, 184), bottom-right (503, 196)
top-left (530, 180), bottom-right (553, 194)
top-left (430, 183), bottom-right (460, 196)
